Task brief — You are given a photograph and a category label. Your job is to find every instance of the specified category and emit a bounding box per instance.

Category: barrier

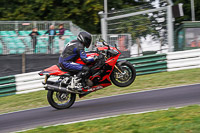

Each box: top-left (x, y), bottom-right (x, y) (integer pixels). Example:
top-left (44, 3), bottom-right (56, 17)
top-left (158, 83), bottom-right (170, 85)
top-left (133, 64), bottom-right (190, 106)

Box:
top-left (0, 84), bottom-right (16, 97)
top-left (125, 54), bottom-right (167, 75)
top-left (0, 71), bottom-right (58, 97)
top-left (0, 75), bottom-right (15, 85)
top-left (167, 49), bottom-right (200, 71)
top-left (167, 49), bottom-right (200, 60)
top-left (0, 49), bottom-right (200, 97)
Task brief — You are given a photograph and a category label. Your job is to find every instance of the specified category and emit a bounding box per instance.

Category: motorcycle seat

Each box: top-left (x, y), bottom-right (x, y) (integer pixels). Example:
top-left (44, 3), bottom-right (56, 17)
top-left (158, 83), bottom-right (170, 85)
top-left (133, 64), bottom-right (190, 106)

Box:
top-left (58, 64), bottom-right (79, 73)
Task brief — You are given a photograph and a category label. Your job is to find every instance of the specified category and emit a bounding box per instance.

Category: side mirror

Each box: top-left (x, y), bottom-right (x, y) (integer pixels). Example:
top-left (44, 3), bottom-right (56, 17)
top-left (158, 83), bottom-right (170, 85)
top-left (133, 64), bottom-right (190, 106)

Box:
top-left (98, 38), bottom-right (110, 49)
top-left (102, 41), bottom-right (107, 46)
top-left (99, 38), bottom-right (105, 43)
top-left (114, 44), bottom-right (117, 48)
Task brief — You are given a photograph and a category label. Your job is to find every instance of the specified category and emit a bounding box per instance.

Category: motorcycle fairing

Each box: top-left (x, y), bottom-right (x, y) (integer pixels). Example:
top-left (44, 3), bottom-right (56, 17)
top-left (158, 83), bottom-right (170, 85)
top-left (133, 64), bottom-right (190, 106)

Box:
top-left (83, 83), bottom-right (111, 92)
top-left (85, 61), bottom-right (114, 92)
top-left (83, 51), bottom-right (120, 91)
top-left (39, 65), bottom-right (67, 76)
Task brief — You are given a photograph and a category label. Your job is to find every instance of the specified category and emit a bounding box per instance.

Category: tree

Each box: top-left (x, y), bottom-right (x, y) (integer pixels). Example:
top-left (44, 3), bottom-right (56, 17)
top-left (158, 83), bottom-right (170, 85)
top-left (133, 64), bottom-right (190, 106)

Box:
top-left (0, 0), bottom-right (146, 33)
top-left (172, 0), bottom-right (200, 27)
top-left (107, 0), bottom-right (168, 42)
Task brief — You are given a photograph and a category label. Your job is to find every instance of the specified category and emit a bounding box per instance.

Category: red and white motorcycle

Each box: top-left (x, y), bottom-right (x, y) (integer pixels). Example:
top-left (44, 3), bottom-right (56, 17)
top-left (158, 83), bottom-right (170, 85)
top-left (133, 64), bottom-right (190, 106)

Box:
top-left (39, 39), bottom-right (136, 109)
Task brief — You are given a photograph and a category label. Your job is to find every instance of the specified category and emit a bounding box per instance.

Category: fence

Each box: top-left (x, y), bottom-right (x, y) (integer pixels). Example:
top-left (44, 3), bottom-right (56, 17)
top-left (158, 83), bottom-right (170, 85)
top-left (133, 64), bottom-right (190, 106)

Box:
top-left (0, 20), bottom-right (172, 56)
top-left (100, 0), bottom-right (174, 54)
top-left (92, 34), bottom-right (168, 58)
top-left (0, 33), bottom-right (136, 58)
top-left (1, 48), bottom-right (200, 97)
top-left (0, 35), bottom-right (76, 54)
top-left (0, 21), bottom-right (86, 54)
top-left (92, 34), bottom-right (132, 58)
top-left (1, 34), bottom-right (132, 56)
top-left (0, 21), bottom-right (84, 35)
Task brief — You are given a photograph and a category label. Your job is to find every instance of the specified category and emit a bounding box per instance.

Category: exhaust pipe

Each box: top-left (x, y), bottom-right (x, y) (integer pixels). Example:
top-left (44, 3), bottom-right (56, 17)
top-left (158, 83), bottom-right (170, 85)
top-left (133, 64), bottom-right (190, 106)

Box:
top-left (45, 84), bottom-right (83, 94)
top-left (44, 80), bottom-right (91, 96)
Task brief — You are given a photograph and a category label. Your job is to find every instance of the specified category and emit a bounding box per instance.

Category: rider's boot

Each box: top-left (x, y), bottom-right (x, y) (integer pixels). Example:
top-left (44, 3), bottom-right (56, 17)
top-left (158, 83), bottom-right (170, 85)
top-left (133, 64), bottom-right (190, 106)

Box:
top-left (76, 67), bottom-right (91, 91)
top-left (77, 71), bottom-right (89, 90)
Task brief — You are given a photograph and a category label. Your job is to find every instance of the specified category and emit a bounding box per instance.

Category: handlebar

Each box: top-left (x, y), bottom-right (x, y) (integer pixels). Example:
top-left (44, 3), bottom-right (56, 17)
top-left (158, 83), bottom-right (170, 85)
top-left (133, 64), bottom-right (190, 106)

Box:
top-left (102, 41), bottom-right (110, 50)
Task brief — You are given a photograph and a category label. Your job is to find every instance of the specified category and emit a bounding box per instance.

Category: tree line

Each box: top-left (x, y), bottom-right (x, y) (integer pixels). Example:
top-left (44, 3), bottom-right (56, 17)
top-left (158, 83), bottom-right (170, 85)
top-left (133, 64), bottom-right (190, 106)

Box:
top-left (0, 0), bottom-right (199, 33)
top-left (0, 0), bottom-right (146, 34)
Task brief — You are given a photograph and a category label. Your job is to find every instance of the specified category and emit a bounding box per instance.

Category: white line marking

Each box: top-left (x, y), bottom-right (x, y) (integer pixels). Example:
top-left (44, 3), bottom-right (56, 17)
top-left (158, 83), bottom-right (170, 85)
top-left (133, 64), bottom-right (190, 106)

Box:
top-left (1, 83), bottom-right (200, 116)
top-left (14, 105), bottom-right (200, 133)
top-left (13, 108), bottom-right (170, 133)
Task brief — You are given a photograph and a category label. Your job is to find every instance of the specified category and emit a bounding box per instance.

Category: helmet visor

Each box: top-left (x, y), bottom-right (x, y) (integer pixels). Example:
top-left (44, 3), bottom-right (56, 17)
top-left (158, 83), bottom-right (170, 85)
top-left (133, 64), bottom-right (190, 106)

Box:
top-left (85, 37), bottom-right (91, 48)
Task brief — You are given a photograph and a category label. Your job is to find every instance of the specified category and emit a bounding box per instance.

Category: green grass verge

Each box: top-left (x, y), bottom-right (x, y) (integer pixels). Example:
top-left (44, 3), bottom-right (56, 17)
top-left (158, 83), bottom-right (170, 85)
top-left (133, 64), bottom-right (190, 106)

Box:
top-left (0, 68), bottom-right (200, 114)
top-left (20, 105), bottom-right (200, 133)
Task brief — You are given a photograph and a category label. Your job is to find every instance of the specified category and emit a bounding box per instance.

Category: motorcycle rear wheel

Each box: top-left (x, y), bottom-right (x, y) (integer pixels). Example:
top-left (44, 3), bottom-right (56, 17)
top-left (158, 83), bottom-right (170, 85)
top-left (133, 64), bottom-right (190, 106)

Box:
top-left (110, 61), bottom-right (136, 87)
top-left (47, 90), bottom-right (76, 109)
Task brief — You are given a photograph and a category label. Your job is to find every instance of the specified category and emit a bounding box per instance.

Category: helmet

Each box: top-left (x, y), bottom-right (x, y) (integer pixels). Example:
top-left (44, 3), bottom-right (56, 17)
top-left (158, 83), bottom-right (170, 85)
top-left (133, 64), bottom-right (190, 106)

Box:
top-left (77, 32), bottom-right (92, 48)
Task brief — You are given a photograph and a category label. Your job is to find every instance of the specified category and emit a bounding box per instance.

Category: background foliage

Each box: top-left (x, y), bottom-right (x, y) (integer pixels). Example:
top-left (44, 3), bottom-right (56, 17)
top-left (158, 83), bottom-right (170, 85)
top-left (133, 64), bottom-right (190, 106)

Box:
top-left (0, 0), bottom-right (146, 34)
top-left (172, 0), bottom-right (200, 27)
top-left (0, 0), bottom-right (200, 33)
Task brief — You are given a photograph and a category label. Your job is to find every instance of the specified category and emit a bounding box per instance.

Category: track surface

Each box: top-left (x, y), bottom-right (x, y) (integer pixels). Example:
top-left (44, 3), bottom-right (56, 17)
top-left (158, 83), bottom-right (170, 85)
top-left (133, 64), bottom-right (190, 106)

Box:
top-left (1, 84), bottom-right (200, 133)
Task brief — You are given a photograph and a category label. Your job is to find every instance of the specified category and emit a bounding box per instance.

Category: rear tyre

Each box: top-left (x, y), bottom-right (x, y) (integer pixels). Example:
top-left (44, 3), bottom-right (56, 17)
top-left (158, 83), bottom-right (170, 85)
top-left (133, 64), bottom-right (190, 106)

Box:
top-left (110, 61), bottom-right (136, 87)
top-left (47, 90), bottom-right (76, 109)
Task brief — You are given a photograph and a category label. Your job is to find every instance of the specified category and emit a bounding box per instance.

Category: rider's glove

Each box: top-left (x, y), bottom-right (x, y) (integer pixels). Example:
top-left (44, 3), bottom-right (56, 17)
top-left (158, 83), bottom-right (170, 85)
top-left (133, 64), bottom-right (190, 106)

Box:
top-left (94, 54), bottom-right (104, 61)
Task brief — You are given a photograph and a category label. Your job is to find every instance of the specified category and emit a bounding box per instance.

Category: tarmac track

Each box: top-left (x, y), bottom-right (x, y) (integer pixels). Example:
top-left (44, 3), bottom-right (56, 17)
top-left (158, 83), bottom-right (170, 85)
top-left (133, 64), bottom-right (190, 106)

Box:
top-left (1, 84), bottom-right (200, 133)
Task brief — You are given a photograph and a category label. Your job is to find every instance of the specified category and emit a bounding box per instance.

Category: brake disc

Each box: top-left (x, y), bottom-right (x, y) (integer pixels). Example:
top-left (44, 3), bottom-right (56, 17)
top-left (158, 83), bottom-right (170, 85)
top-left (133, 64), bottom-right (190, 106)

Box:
top-left (115, 67), bottom-right (130, 82)
top-left (56, 92), bottom-right (69, 102)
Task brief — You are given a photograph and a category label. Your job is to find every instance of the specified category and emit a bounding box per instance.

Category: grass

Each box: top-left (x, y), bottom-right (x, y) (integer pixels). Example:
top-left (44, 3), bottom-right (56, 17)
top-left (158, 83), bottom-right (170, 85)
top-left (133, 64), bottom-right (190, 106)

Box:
top-left (0, 68), bottom-right (200, 114)
top-left (20, 105), bottom-right (200, 133)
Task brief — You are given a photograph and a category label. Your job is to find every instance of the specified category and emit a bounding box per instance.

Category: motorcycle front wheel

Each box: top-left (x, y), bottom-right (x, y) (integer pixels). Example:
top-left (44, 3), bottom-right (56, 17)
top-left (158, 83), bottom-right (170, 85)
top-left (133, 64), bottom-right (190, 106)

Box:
top-left (47, 90), bottom-right (76, 109)
top-left (110, 61), bottom-right (136, 87)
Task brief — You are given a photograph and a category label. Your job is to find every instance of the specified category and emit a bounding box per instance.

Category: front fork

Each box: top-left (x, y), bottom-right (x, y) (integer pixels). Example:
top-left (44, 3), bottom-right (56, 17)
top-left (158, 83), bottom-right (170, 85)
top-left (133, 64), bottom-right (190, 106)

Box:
top-left (114, 65), bottom-right (123, 73)
top-left (114, 60), bottom-right (128, 74)
top-left (114, 64), bottom-right (127, 79)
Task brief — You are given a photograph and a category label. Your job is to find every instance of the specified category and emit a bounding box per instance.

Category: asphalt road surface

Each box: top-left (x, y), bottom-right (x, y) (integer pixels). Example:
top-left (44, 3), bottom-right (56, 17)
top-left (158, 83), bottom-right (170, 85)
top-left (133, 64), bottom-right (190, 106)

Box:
top-left (1, 84), bottom-right (200, 133)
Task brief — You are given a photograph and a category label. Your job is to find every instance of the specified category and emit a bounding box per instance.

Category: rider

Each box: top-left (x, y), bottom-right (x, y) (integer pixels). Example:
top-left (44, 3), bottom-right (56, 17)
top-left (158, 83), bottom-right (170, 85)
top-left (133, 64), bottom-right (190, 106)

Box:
top-left (59, 31), bottom-right (98, 90)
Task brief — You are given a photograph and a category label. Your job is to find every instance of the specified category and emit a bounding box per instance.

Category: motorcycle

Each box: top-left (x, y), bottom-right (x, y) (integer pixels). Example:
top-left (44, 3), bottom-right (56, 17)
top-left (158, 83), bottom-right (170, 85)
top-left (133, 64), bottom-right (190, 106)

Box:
top-left (39, 39), bottom-right (136, 109)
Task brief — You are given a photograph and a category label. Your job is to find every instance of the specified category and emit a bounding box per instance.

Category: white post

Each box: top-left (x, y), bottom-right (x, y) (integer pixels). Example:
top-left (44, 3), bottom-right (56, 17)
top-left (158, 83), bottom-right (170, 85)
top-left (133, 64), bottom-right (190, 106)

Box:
top-left (33, 21), bottom-right (37, 28)
top-left (167, 5), bottom-right (174, 52)
top-left (104, 0), bottom-right (108, 18)
top-left (102, 17), bottom-right (107, 41)
top-left (15, 21), bottom-right (18, 31)
top-left (191, 0), bottom-right (195, 21)
top-left (103, 0), bottom-right (108, 41)
top-left (99, 11), bottom-right (107, 41)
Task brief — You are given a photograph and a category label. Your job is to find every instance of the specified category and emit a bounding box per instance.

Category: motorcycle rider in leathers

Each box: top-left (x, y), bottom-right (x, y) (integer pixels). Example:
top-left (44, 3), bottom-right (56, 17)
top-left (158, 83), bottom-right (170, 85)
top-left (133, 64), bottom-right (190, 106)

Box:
top-left (59, 32), bottom-right (98, 90)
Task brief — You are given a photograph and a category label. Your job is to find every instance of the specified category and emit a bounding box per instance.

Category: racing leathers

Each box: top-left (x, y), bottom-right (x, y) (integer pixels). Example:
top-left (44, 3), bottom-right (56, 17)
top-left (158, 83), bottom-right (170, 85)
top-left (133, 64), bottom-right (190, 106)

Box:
top-left (59, 40), bottom-right (96, 89)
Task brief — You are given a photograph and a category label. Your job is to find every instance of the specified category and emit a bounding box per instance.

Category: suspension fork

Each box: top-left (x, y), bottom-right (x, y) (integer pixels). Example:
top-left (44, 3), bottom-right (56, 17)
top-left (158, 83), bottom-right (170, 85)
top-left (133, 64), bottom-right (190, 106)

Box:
top-left (114, 60), bottom-right (127, 74)
top-left (114, 65), bottom-right (123, 73)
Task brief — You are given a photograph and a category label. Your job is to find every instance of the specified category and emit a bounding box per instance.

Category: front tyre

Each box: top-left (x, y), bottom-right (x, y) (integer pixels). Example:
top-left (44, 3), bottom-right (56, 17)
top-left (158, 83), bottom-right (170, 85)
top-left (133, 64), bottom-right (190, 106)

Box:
top-left (47, 90), bottom-right (76, 109)
top-left (110, 61), bottom-right (136, 87)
